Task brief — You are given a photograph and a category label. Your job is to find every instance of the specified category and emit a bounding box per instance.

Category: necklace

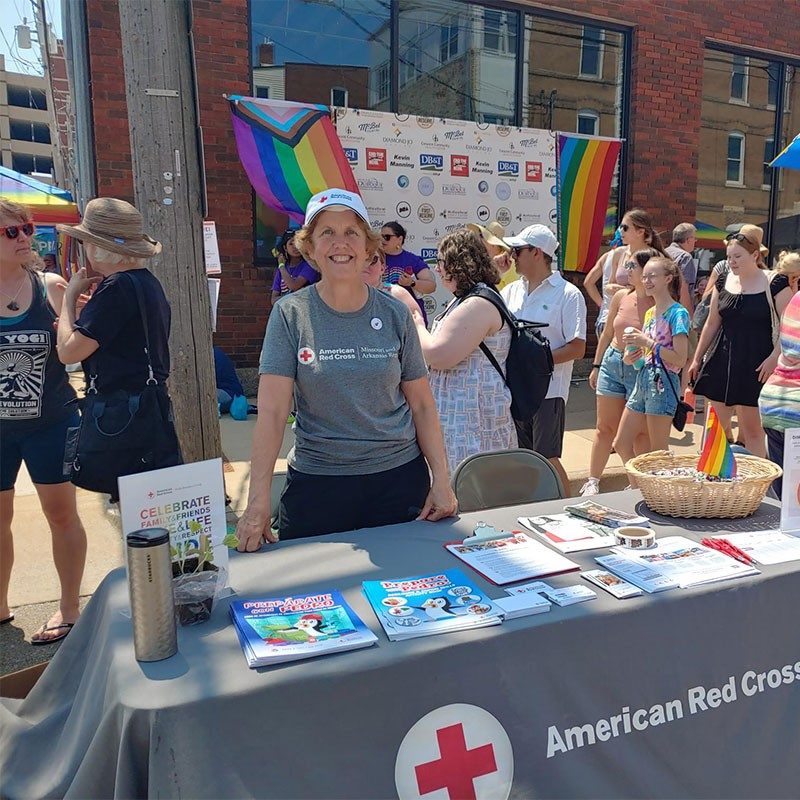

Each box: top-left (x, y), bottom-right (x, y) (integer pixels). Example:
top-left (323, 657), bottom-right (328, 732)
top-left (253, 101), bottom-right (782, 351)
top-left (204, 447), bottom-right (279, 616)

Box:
top-left (0, 273), bottom-right (28, 311)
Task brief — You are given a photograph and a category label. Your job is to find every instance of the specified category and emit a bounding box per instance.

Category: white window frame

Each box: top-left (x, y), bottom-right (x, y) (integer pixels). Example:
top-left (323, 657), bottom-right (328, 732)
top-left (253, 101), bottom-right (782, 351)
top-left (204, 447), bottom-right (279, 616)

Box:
top-left (483, 9), bottom-right (515, 54)
top-left (762, 137), bottom-right (774, 189)
top-left (730, 54), bottom-right (749, 104)
top-left (577, 109), bottom-right (599, 136)
top-left (374, 61), bottom-right (390, 103)
top-left (579, 25), bottom-right (604, 79)
top-left (439, 16), bottom-right (459, 65)
top-left (766, 63), bottom-right (779, 109)
top-left (399, 45), bottom-right (422, 88)
top-left (726, 131), bottom-right (745, 186)
top-left (330, 86), bottom-right (348, 108)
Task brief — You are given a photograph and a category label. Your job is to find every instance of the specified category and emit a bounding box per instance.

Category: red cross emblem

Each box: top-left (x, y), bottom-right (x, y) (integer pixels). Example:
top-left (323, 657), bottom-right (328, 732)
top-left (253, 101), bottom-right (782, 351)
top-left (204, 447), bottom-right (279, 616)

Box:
top-left (297, 347), bottom-right (316, 365)
top-left (395, 704), bottom-right (513, 800)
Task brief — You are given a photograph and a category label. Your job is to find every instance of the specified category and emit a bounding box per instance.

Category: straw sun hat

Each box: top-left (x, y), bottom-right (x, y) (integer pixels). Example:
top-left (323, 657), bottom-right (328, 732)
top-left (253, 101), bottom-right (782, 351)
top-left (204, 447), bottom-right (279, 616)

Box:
top-left (57, 197), bottom-right (162, 258)
top-left (724, 223), bottom-right (769, 257)
top-left (466, 220), bottom-right (510, 251)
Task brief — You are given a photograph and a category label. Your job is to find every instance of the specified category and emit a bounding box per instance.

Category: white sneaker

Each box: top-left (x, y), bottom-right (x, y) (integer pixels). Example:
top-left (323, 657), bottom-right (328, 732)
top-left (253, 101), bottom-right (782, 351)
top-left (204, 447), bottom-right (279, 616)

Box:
top-left (579, 477), bottom-right (600, 496)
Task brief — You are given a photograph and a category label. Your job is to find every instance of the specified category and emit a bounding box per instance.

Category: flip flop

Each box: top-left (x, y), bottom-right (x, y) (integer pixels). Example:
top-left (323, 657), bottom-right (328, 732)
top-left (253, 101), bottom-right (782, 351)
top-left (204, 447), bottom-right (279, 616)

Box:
top-left (0, 614), bottom-right (14, 625)
top-left (31, 622), bottom-right (74, 646)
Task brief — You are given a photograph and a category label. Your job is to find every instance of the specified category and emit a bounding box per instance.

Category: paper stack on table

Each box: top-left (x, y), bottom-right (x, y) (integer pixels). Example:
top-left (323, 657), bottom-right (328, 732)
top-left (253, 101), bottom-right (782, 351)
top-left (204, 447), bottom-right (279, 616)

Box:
top-left (712, 530), bottom-right (800, 565)
top-left (517, 513), bottom-right (617, 553)
top-left (494, 593), bottom-right (551, 619)
top-left (594, 555), bottom-right (679, 593)
top-left (506, 580), bottom-right (597, 607)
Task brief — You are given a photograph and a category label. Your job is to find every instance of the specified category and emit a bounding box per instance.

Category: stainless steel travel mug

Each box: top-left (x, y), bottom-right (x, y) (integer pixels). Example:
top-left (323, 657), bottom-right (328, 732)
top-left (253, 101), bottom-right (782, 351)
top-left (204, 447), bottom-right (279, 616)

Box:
top-left (126, 527), bottom-right (178, 662)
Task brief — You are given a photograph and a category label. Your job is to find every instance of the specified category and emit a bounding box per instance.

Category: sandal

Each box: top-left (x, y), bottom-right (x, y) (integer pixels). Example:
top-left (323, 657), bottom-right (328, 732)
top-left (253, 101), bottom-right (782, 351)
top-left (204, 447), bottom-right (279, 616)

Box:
top-left (31, 621), bottom-right (75, 646)
top-left (0, 614), bottom-right (14, 625)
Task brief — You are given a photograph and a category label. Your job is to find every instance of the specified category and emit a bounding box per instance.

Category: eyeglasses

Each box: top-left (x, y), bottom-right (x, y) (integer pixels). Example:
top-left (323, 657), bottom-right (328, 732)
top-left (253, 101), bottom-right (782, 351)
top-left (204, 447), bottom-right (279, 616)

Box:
top-left (726, 232), bottom-right (755, 245)
top-left (381, 233), bottom-right (395, 241)
top-left (624, 261), bottom-right (639, 271)
top-left (513, 245), bottom-right (532, 256)
top-left (1, 223), bottom-right (35, 240)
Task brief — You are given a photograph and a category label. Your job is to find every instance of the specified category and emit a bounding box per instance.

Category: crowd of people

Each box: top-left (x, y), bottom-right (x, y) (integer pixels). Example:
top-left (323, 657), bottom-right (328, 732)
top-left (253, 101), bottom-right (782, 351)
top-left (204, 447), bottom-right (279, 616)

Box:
top-left (2, 186), bottom-right (800, 639)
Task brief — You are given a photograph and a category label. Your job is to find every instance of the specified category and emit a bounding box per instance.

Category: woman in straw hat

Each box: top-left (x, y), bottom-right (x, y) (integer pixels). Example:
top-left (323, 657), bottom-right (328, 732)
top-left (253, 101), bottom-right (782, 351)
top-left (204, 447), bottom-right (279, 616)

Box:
top-left (0, 196), bottom-right (87, 644)
top-left (56, 198), bottom-right (180, 495)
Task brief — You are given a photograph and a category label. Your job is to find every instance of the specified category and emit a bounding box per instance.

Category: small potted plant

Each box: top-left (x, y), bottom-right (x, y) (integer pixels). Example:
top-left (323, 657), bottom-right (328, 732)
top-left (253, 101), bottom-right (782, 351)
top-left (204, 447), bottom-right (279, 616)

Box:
top-left (172, 522), bottom-right (225, 625)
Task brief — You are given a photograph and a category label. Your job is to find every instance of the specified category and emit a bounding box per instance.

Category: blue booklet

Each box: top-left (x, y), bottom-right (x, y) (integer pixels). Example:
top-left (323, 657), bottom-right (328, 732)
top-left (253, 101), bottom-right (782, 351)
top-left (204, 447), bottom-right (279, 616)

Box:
top-left (229, 589), bottom-right (377, 667)
top-left (362, 569), bottom-right (503, 641)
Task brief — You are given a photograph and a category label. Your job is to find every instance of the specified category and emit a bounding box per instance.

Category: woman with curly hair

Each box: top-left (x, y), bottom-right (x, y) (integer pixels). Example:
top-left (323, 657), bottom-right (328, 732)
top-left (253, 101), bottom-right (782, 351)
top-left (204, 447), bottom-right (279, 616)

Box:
top-left (407, 228), bottom-right (515, 472)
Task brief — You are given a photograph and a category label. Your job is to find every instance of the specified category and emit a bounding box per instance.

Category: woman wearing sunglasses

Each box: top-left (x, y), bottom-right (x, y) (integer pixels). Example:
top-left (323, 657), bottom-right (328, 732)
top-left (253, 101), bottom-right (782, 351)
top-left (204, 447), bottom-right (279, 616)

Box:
top-left (581, 248), bottom-right (658, 495)
top-left (0, 197), bottom-right (87, 645)
top-left (380, 221), bottom-right (436, 323)
top-left (689, 232), bottom-right (793, 457)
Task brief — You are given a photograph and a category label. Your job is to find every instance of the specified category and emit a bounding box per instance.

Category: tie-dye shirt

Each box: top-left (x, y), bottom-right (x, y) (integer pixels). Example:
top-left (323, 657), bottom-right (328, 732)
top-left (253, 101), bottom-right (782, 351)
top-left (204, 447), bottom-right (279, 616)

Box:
top-left (643, 302), bottom-right (690, 373)
top-left (759, 291), bottom-right (800, 432)
top-left (271, 260), bottom-right (319, 295)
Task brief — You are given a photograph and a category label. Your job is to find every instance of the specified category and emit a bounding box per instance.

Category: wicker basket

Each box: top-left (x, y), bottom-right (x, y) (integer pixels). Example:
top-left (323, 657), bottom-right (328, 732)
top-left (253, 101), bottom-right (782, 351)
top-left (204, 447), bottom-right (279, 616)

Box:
top-left (625, 450), bottom-right (782, 519)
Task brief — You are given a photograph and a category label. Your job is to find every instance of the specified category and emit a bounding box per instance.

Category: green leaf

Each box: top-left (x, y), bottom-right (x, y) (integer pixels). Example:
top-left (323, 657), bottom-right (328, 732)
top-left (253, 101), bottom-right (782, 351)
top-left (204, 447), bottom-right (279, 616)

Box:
top-left (223, 533), bottom-right (239, 548)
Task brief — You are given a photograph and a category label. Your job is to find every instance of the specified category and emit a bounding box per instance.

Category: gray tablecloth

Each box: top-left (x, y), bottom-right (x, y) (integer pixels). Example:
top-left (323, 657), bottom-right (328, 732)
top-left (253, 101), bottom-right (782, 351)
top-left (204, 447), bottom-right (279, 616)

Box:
top-left (2, 493), bottom-right (799, 799)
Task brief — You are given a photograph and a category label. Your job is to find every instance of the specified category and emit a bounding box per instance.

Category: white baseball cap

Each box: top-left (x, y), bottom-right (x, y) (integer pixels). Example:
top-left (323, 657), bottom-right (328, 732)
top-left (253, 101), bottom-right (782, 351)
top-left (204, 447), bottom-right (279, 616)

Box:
top-left (503, 224), bottom-right (559, 257)
top-left (304, 189), bottom-right (370, 226)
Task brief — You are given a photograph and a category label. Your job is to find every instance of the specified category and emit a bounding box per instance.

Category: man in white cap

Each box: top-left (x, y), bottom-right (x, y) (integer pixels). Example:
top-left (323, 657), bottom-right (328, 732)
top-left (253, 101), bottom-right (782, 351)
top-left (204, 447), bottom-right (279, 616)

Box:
top-left (501, 225), bottom-right (586, 495)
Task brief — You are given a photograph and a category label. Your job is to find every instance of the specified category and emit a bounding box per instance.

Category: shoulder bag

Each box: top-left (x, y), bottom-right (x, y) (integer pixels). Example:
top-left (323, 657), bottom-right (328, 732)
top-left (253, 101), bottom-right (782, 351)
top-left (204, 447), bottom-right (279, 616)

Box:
top-left (654, 348), bottom-right (693, 432)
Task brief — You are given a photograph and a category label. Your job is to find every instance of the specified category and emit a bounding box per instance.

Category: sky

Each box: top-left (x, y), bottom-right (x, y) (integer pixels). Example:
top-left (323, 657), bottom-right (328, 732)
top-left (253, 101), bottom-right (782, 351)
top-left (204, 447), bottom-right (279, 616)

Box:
top-left (0, 0), bottom-right (62, 76)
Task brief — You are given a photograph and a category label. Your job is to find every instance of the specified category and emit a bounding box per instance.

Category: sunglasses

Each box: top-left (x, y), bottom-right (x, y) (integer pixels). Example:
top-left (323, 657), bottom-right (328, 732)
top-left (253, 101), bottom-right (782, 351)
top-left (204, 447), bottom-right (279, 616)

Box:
top-left (1, 223), bottom-right (35, 240)
top-left (381, 233), bottom-right (396, 241)
top-left (624, 261), bottom-right (639, 271)
top-left (726, 232), bottom-right (755, 245)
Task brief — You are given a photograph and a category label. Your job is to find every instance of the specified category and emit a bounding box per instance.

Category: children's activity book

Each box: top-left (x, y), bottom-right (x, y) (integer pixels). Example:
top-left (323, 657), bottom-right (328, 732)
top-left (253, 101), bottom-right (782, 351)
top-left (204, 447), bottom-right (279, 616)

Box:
top-left (362, 569), bottom-right (503, 641)
top-left (230, 589), bottom-right (377, 667)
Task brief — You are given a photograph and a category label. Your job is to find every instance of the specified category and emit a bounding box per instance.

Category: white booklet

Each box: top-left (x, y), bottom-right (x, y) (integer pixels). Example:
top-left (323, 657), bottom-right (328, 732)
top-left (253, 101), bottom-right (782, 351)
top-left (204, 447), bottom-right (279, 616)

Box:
top-left (712, 530), bottom-right (800, 565)
top-left (494, 593), bottom-right (551, 619)
top-left (445, 533), bottom-right (579, 586)
top-left (582, 569), bottom-right (643, 598)
top-left (517, 513), bottom-right (616, 553)
top-left (506, 580), bottom-right (596, 607)
top-left (609, 536), bottom-right (759, 588)
top-left (594, 555), bottom-right (679, 593)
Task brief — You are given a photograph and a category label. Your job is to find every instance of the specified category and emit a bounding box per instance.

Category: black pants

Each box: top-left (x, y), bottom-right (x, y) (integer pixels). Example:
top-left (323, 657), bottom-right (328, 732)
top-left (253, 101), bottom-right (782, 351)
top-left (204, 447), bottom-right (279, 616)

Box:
top-left (765, 427), bottom-right (784, 499)
top-left (277, 454), bottom-right (430, 540)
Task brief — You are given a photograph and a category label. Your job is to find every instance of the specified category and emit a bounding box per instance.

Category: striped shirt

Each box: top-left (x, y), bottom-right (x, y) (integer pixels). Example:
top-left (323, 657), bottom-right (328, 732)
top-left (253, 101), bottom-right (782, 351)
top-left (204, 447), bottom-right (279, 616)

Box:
top-left (759, 291), bottom-right (800, 431)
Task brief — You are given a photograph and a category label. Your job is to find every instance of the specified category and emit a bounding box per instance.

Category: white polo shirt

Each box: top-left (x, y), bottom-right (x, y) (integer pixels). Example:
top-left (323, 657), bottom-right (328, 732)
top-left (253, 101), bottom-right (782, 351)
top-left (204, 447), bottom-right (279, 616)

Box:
top-left (501, 271), bottom-right (587, 402)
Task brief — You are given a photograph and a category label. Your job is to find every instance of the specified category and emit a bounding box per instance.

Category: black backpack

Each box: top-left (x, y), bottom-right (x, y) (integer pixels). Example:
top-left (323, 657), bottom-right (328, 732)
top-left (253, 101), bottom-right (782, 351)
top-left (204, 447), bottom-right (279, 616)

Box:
top-left (466, 285), bottom-right (554, 421)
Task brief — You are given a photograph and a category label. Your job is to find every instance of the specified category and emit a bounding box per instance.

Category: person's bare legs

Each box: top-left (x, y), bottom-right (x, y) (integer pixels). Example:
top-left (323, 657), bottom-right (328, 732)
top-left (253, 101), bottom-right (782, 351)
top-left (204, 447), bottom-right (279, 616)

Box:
top-left (0, 489), bottom-right (14, 622)
top-left (736, 406), bottom-right (767, 458)
top-left (709, 401), bottom-right (735, 442)
top-left (549, 457), bottom-right (572, 498)
top-left (588, 395), bottom-right (627, 480)
top-left (612, 409), bottom-right (647, 488)
top-left (645, 414), bottom-right (673, 454)
top-left (633, 431), bottom-right (652, 455)
top-left (32, 482), bottom-right (86, 641)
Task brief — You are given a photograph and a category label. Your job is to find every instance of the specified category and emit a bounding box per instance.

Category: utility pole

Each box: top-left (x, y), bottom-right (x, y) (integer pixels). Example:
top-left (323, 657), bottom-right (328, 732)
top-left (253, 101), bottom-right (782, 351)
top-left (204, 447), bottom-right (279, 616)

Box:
top-left (117, 0), bottom-right (221, 463)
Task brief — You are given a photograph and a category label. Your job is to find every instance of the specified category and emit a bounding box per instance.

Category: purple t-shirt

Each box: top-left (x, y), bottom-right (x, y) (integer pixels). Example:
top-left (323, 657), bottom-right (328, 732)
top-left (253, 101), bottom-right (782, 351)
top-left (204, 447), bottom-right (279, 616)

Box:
top-left (383, 250), bottom-right (430, 322)
top-left (272, 260), bottom-right (319, 295)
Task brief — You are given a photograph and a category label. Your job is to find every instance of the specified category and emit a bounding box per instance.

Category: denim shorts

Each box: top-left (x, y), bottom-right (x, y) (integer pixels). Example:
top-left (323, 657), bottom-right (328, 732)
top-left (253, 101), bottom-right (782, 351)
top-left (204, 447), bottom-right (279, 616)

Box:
top-left (596, 346), bottom-right (637, 399)
top-left (626, 364), bottom-right (680, 417)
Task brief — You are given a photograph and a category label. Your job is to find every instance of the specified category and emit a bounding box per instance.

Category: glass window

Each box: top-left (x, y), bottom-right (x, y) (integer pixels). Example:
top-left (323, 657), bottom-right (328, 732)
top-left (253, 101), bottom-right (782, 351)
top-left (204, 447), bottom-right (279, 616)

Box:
top-left (331, 87), bottom-right (348, 107)
top-left (374, 61), bottom-right (390, 103)
top-left (774, 65), bottom-right (800, 254)
top-left (577, 109), bottom-right (599, 136)
top-left (763, 138), bottom-right (775, 188)
top-left (7, 85), bottom-right (47, 110)
top-left (12, 153), bottom-right (52, 175)
top-left (727, 133), bottom-right (745, 184)
top-left (255, 86), bottom-right (269, 99)
top-left (767, 62), bottom-right (780, 107)
top-left (9, 120), bottom-right (51, 144)
top-left (579, 26), bottom-right (603, 78)
top-left (731, 54), bottom-right (748, 102)
top-left (439, 16), bottom-right (459, 64)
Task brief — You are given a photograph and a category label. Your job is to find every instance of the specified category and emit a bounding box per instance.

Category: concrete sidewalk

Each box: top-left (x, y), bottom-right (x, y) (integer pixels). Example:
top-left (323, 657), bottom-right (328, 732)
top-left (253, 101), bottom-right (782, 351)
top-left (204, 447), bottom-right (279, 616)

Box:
top-left (0, 378), bottom-right (706, 675)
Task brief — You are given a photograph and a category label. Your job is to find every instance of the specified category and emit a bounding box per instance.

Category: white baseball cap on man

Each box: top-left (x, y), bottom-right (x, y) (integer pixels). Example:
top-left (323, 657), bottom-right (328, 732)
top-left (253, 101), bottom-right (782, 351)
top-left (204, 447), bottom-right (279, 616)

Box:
top-left (503, 224), bottom-right (559, 257)
top-left (304, 188), bottom-right (371, 226)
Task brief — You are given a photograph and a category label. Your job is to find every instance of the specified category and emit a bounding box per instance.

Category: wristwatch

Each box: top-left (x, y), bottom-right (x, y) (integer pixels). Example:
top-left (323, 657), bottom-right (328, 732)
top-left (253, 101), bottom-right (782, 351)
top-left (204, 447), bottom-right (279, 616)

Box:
top-left (410, 277), bottom-right (417, 287)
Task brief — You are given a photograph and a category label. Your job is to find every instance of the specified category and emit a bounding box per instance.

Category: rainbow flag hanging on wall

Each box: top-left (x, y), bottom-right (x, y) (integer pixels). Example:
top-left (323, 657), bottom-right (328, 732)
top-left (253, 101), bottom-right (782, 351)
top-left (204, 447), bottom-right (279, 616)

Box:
top-left (697, 406), bottom-right (737, 478)
top-left (229, 97), bottom-right (359, 224)
top-left (557, 134), bottom-right (622, 273)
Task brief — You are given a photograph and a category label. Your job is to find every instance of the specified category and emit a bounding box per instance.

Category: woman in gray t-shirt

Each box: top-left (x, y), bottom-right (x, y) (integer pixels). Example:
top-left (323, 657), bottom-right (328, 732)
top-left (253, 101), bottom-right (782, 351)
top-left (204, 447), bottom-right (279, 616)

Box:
top-left (236, 190), bottom-right (456, 547)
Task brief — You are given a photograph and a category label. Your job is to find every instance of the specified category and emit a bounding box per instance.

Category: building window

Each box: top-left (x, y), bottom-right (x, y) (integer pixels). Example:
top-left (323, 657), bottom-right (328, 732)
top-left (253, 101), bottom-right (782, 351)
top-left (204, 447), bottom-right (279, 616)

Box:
top-left (577, 109), bottom-right (599, 136)
top-left (399, 45), bottom-right (421, 88)
top-left (579, 26), bottom-right (603, 78)
top-left (11, 153), bottom-right (53, 176)
top-left (374, 61), bottom-right (390, 103)
top-left (727, 132), bottom-right (745, 185)
top-left (763, 138), bottom-right (775, 188)
top-left (767, 63), bottom-right (779, 108)
top-left (483, 9), bottom-right (515, 54)
top-left (439, 16), bottom-right (459, 64)
top-left (730, 55), bottom-right (748, 103)
top-left (6, 85), bottom-right (47, 110)
top-left (255, 86), bottom-right (269, 99)
top-left (331, 87), bottom-right (348, 107)
top-left (9, 120), bottom-right (51, 144)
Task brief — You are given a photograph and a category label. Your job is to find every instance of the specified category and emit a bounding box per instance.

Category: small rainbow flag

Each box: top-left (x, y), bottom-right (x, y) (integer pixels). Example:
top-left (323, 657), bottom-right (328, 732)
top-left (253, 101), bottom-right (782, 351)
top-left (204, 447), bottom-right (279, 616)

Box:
top-left (229, 97), bottom-right (359, 224)
top-left (557, 134), bottom-right (622, 273)
top-left (697, 406), bottom-right (737, 478)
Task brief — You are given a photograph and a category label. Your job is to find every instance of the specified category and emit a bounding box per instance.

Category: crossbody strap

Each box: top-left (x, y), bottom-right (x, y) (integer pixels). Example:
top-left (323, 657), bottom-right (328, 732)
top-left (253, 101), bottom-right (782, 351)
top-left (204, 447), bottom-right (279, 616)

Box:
top-left (125, 271), bottom-right (157, 385)
top-left (653, 347), bottom-right (682, 404)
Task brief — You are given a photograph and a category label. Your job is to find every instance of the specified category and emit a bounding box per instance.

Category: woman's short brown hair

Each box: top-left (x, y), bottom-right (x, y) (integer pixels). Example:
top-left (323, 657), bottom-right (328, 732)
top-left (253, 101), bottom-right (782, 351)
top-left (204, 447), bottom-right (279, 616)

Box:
top-left (438, 228), bottom-right (500, 296)
top-left (0, 197), bottom-right (42, 271)
top-left (294, 213), bottom-right (380, 273)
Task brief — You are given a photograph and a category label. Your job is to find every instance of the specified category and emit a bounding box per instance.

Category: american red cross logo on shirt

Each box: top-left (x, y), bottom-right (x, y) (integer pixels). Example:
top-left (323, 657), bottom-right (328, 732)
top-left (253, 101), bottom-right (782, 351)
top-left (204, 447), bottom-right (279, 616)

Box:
top-left (297, 347), bottom-right (316, 365)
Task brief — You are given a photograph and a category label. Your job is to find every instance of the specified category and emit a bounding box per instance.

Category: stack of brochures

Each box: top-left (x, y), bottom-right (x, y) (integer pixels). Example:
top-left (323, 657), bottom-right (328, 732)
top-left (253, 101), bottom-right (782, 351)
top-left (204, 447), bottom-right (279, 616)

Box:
top-left (229, 589), bottom-right (377, 668)
top-left (507, 580), bottom-right (597, 607)
top-left (564, 501), bottom-right (651, 529)
top-left (362, 569), bottom-right (503, 641)
top-left (494, 592), bottom-right (551, 619)
top-left (517, 513), bottom-right (616, 553)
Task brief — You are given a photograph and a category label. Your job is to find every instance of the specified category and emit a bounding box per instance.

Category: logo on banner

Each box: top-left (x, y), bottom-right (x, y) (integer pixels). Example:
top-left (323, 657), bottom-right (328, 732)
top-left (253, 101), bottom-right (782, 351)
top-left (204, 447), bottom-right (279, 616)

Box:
top-left (444, 130), bottom-right (465, 141)
top-left (297, 347), bottom-right (316, 365)
top-left (550, 184), bottom-right (558, 196)
top-left (395, 704), bottom-right (514, 800)
top-left (451, 155), bottom-right (469, 177)
top-left (396, 201), bottom-right (412, 219)
top-left (496, 125), bottom-right (511, 137)
top-left (358, 178), bottom-right (383, 192)
top-left (477, 180), bottom-right (489, 194)
top-left (418, 204), bottom-right (435, 223)
top-left (519, 137), bottom-right (540, 149)
top-left (397, 175), bottom-right (410, 189)
top-left (391, 155), bottom-right (414, 169)
top-left (526, 161), bottom-right (543, 182)
top-left (472, 160), bottom-right (493, 175)
top-left (416, 116), bottom-right (434, 128)
top-left (477, 205), bottom-right (490, 222)
top-left (441, 183), bottom-right (466, 196)
top-left (367, 148), bottom-right (387, 171)
top-left (418, 177), bottom-right (435, 196)
top-left (518, 188), bottom-right (539, 200)
top-left (420, 154), bottom-right (444, 173)
top-left (495, 182), bottom-right (511, 201)
top-left (395, 113), bottom-right (410, 122)
top-left (344, 148), bottom-right (358, 165)
top-left (497, 161), bottom-right (519, 178)
top-left (549, 208), bottom-right (558, 224)
top-left (496, 207), bottom-right (512, 226)
top-left (439, 209), bottom-right (469, 220)
top-left (358, 122), bottom-right (381, 133)
top-left (420, 248), bottom-right (437, 262)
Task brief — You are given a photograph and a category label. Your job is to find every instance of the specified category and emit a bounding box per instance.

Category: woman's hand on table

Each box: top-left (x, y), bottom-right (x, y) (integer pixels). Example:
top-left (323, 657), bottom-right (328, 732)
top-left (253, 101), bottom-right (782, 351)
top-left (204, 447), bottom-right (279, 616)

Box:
top-left (417, 479), bottom-right (458, 522)
top-left (235, 507), bottom-right (279, 552)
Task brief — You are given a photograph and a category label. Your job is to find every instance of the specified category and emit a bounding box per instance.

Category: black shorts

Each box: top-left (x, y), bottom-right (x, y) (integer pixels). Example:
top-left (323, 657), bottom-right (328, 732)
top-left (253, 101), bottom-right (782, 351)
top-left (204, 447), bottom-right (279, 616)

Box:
top-left (514, 398), bottom-right (566, 459)
top-left (277, 453), bottom-right (431, 540)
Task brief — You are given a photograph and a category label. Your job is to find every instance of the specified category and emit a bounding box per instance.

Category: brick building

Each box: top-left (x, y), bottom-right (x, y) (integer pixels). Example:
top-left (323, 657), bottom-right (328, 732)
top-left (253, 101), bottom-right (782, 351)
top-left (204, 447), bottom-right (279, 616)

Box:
top-left (62, 0), bottom-right (800, 368)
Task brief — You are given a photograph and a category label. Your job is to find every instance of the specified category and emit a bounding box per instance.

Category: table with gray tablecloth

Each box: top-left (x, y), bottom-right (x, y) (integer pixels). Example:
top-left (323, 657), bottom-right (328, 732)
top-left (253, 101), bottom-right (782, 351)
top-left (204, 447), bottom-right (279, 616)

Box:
top-left (2, 492), bottom-right (799, 799)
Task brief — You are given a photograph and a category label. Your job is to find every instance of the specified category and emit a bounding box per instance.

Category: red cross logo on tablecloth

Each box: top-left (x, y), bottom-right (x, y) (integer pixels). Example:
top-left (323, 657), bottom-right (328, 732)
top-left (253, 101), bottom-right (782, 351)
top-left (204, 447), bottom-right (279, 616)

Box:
top-left (415, 723), bottom-right (497, 800)
top-left (395, 703), bottom-right (513, 800)
top-left (297, 347), bottom-right (316, 365)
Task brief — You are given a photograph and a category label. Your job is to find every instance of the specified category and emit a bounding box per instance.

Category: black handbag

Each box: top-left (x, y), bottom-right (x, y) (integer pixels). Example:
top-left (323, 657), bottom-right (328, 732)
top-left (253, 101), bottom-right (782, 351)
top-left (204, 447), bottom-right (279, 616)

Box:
top-left (64, 272), bottom-right (182, 497)
top-left (654, 353), bottom-right (693, 432)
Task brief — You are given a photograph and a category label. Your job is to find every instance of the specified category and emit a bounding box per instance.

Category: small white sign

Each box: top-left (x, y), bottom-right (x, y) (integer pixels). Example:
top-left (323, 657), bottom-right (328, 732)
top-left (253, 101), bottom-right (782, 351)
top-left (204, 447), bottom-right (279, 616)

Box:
top-left (780, 428), bottom-right (800, 534)
top-left (203, 220), bottom-right (222, 274)
top-left (207, 277), bottom-right (220, 332)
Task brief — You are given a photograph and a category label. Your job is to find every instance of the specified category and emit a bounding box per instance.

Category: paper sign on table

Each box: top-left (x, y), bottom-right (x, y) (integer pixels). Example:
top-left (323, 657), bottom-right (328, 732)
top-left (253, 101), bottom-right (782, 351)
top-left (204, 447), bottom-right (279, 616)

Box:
top-left (780, 428), bottom-right (800, 534)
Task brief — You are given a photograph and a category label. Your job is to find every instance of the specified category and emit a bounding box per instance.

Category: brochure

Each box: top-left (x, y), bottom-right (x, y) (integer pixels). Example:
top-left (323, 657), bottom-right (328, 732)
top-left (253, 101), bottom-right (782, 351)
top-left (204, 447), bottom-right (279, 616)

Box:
top-left (445, 532), bottom-right (579, 585)
top-left (711, 530), bottom-right (800, 565)
top-left (781, 428), bottom-right (800, 534)
top-left (362, 569), bottom-right (503, 641)
top-left (494, 593), bottom-right (551, 619)
top-left (581, 569), bottom-right (643, 599)
top-left (229, 589), bottom-right (377, 667)
top-left (594, 555), bottom-right (679, 594)
top-left (517, 513), bottom-right (617, 553)
top-left (506, 580), bottom-right (597, 607)
top-left (609, 536), bottom-right (760, 588)
top-left (564, 501), bottom-right (651, 529)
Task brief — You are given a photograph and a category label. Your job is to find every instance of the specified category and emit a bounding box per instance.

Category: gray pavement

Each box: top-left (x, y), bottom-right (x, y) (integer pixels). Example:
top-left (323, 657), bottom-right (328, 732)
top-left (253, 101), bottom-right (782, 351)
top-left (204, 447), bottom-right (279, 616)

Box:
top-left (0, 373), bottom-right (707, 677)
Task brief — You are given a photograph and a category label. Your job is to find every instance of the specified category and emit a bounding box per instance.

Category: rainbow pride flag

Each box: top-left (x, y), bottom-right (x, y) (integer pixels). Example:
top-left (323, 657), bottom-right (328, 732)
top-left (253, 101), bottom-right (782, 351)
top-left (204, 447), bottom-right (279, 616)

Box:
top-left (697, 406), bottom-right (737, 478)
top-left (229, 97), bottom-right (359, 224)
top-left (557, 134), bottom-right (622, 273)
